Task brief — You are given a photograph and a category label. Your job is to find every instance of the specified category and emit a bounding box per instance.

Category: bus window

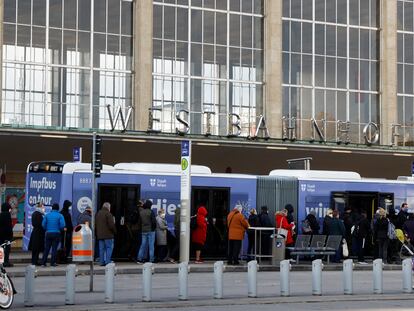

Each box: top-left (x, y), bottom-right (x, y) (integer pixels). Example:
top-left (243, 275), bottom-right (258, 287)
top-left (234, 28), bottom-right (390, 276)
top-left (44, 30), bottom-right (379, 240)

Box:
top-left (379, 193), bottom-right (394, 213)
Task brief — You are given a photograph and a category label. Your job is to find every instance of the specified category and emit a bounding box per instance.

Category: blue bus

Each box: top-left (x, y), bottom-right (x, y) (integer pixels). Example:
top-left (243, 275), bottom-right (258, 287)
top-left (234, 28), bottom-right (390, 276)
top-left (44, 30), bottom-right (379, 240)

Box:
top-left (25, 162), bottom-right (257, 259)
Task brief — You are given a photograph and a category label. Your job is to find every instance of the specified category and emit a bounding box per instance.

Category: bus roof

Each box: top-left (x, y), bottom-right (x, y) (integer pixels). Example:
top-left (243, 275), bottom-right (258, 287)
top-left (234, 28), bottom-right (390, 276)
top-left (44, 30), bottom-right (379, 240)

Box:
top-left (269, 169), bottom-right (362, 180)
top-left (62, 163), bottom-right (115, 174)
top-left (114, 163), bottom-right (212, 175)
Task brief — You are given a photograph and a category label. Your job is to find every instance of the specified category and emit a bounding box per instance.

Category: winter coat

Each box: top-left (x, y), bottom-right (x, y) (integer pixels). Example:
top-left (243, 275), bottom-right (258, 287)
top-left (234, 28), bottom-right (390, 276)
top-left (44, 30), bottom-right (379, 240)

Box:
top-left (285, 204), bottom-right (295, 224)
top-left (326, 218), bottom-right (346, 237)
top-left (95, 208), bottom-right (116, 240)
top-left (227, 209), bottom-right (249, 241)
top-left (139, 207), bottom-right (156, 233)
top-left (403, 219), bottom-right (414, 242)
top-left (42, 210), bottom-right (66, 233)
top-left (248, 214), bottom-right (260, 237)
top-left (156, 215), bottom-right (168, 246)
top-left (29, 210), bottom-right (45, 252)
top-left (396, 211), bottom-right (409, 229)
top-left (60, 201), bottom-right (73, 232)
top-left (258, 212), bottom-right (272, 227)
top-left (305, 214), bottom-right (320, 234)
top-left (174, 207), bottom-right (180, 233)
top-left (77, 211), bottom-right (92, 226)
top-left (355, 217), bottom-right (371, 239)
top-left (275, 213), bottom-right (295, 245)
top-left (374, 217), bottom-right (389, 240)
top-left (191, 206), bottom-right (208, 245)
top-left (0, 205), bottom-right (13, 241)
top-left (322, 216), bottom-right (333, 235)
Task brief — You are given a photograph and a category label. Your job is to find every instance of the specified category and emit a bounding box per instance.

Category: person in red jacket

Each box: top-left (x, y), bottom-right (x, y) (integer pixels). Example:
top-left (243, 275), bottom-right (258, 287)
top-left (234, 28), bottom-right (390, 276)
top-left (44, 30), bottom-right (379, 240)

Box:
top-left (275, 209), bottom-right (295, 247)
top-left (191, 205), bottom-right (208, 263)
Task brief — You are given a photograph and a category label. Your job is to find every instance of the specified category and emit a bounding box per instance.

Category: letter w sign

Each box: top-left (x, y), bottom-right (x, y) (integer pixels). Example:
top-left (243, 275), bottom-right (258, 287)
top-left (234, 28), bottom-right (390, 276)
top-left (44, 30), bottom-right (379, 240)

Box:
top-left (106, 105), bottom-right (133, 132)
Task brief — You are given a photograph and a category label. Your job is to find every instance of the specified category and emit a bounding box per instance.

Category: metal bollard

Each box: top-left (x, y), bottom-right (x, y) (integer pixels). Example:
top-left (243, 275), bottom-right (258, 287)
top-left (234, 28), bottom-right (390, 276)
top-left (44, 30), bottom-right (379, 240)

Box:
top-left (247, 260), bottom-right (258, 298)
top-left (312, 259), bottom-right (323, 296)
top-left (105, 263), bottom-right (116, 303)
top-left (402, 258), bottom-right (412, 293)
top-left (142, 262), bottom-right (154, 302)
top-left (213, 261), bottom-right (224, 299)
top-left (373, 258), bottom-right (383, 294)
top-left (343, 259), bottom-right (353, 295)
top-left (24, 265), bottom-right (36, 307)
top-left (178, 262), bottom-right (189, 300)
top-left (65, 264), bottom-right (76, 305)
top-left (280, 259), bottom-right (291, 297)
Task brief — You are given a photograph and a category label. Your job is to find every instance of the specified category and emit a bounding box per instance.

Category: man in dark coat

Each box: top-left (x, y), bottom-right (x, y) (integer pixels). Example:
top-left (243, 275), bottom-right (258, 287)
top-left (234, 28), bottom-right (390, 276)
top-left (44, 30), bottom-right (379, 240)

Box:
top-left (60, 200), bottom-right (73, 262)
top-left (29, 203), bottom-right (45, 265)
top-left (95, 202), bottom-right (116, 266)
top-left (354, 212), bottom-right (371, 264)
top-left (396, 203), bottom-right (409, 229)
top-left (0, 202), bottom-right (13, 267)
top-left (258, 206), bottom-right (272, 255)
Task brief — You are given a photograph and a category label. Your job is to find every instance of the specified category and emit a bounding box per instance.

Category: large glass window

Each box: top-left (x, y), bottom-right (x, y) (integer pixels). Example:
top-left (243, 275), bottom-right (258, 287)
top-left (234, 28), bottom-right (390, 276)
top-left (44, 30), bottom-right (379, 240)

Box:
top-left (398, 0), bottom-right (414, 146)
top-left (282, 0), bottom-right (379, 144)
top-left (153, 0), bottom-right (264, 136)
top-left (2, 0), bottom-right (133, 130)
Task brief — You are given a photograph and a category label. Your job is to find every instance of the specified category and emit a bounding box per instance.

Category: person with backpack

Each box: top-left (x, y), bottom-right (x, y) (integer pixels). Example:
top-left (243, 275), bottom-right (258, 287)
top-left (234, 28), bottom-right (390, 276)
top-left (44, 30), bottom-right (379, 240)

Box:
top-left (302, 210), bottom-right (320, 235)
top-left (137, 200), bottom-right (156, 263)
top-left (373, 208), bottom-right (389, 263)
top-left (191, 205), bottom-right (208, 264)
top-left (227, 205), bottom-right (249, 265)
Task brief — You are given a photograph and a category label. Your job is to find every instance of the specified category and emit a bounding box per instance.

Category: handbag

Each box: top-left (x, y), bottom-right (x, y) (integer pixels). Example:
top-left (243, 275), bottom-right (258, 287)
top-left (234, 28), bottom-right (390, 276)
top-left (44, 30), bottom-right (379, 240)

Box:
top-left (342, 238), bottom-right (349, 257)
top-left (276, 218), bottom-right (288, 239)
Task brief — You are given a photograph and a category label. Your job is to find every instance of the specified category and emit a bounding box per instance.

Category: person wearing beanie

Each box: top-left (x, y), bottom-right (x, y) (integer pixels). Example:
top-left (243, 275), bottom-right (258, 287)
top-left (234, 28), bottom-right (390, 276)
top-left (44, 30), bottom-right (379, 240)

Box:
top-left (28, 202), bottom-right (45, 265)
top-left (227, 205), bottom-right (249, 265)
top-left (41, 203), bottom-right (66, 267)
top-left (0, 202), bottom-right (13, 267)
top-left (60, 200), bottom-right (73, 263)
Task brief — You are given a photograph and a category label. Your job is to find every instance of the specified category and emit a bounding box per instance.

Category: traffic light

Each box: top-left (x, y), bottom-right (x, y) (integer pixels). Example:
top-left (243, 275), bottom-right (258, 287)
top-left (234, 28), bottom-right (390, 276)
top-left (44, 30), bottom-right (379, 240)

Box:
top-left (92, 134), bottom-right (102, 177)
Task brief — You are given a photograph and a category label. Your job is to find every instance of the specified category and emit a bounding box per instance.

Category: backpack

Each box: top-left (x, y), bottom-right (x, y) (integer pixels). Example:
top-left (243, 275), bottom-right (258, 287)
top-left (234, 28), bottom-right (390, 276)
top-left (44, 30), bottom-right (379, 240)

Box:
top-left (301, 219), bottom-right (312, 233)
top-left (190, 215), bottom-right (197, 230)
top-left (387, 220), bottom-right (397, 240)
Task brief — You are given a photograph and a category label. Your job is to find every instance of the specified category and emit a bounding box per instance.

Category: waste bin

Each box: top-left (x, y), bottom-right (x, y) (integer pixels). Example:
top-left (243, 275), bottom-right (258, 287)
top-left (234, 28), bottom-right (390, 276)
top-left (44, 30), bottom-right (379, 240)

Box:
top-left (72, 224), bottom-right (93, 262)
top-left (271, 234), bottom-right (285, 265)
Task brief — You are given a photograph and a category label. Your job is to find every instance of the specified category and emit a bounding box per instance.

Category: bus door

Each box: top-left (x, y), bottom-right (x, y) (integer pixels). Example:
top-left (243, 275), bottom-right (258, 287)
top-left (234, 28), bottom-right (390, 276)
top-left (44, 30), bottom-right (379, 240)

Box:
top-left (191, 187), bottom-right (230, 258)
top-left (98, 184), bottom-right (140, 260)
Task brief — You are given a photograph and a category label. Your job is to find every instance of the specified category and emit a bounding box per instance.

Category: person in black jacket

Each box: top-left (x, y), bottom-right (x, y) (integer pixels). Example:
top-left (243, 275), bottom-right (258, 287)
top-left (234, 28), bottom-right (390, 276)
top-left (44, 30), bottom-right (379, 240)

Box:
top-left (60, 200), bottom-right (73, 262)
top-left (304, 210), bottom-right (320, 235)
top-left (247, 208), bottom-right (260, 261)
top-left (258, 206), bottom-right (272, 255)
top-left (374, 208), bottom-right (389, 263)
top-left (396, 203), bottom-right (409, 229)
top-left (354, 211), bottom-right (371, 264)
top-left (0, 202), bottom-right (13, 267)
top-left (29, 202), bottom-right (45, 265)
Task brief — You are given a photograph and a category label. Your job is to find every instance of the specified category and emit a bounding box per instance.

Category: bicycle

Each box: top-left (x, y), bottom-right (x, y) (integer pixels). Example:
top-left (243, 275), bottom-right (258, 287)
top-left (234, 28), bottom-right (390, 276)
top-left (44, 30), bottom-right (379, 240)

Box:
top-left (0, 241), bottom-right (16, 309)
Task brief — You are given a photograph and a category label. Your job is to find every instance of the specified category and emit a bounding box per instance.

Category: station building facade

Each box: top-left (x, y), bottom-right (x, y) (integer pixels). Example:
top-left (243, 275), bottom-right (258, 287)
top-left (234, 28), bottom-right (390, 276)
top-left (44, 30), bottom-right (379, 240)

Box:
top-left (0, 0), bottom-right (413, 187)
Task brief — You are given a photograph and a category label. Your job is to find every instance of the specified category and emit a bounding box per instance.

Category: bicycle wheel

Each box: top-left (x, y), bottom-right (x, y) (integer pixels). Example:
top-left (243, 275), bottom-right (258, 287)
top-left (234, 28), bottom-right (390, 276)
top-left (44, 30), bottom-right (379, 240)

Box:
top-left (0, 273), bottom-right (13, 309)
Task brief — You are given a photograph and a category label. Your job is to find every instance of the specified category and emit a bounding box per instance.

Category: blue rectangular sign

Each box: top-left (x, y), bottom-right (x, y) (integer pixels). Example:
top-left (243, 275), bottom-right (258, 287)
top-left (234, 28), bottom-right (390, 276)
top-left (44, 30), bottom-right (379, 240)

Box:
top-left (73, 147), bottom-right (81, 162)
top-left (181, 140), bottom-right (190, 157)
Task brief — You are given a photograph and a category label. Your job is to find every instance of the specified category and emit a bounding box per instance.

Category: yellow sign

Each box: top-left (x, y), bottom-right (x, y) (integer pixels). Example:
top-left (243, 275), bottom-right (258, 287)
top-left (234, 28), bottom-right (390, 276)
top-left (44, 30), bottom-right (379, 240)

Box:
top-left (181, 158), bottom-right (188, 171)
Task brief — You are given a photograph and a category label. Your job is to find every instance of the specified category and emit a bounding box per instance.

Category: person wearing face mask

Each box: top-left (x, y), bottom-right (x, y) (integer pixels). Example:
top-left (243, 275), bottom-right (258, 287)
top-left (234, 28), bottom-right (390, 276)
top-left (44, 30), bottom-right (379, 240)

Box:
top-left (60, 200), bottom-right (73, 263)
top-left (156, 208), bottom-right (168, 262)
top-left (29, 202), bottom-right (45, 265)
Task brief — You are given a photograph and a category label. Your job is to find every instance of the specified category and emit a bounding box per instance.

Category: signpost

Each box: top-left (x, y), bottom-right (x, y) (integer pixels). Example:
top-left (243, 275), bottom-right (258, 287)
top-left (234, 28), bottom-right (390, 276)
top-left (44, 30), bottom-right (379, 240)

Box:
top-left (412, 161), bottom-right (414, 178)
top-left (179, 140), bottom-right (191, 263)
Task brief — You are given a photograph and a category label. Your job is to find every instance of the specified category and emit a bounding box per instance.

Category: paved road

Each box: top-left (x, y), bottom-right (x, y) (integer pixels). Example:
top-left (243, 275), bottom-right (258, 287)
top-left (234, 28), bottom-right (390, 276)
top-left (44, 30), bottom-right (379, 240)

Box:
top-left (8, 270), bottom-right (414, 310)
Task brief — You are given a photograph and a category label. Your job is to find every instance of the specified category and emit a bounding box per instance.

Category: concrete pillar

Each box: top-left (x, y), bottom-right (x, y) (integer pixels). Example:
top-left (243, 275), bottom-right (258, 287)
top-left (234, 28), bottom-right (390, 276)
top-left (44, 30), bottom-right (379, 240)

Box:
top-left (263, 0), bottom-right (283, 138)
top-left (134, 0), bottom-right (152, 131)
top-left (380, 0), bottom-right (398, 146)
top-left (0, 0), bottom-right (3, 123)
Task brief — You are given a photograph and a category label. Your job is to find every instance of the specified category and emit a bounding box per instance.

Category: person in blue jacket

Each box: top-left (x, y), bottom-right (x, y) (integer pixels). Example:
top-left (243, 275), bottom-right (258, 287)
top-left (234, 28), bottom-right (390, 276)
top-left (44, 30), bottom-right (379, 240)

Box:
top-left (41, 203), bottom-right (66, 267)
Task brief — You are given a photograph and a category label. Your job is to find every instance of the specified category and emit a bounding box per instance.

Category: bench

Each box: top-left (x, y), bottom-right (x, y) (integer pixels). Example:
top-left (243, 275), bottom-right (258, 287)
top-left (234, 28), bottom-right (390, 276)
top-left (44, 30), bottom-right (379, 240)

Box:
top-left (288, 235), bottom-right (342, 264)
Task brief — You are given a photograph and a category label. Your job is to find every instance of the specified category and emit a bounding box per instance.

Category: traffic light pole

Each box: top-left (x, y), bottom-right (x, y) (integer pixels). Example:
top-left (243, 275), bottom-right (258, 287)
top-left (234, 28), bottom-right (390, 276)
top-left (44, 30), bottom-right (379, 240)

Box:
top-left (90, 132), bottom-right (96, 292)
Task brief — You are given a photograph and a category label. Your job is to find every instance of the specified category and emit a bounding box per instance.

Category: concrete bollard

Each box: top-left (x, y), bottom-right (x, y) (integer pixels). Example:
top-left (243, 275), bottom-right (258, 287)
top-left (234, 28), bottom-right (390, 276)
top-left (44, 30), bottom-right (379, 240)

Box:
top-left (247, 260), bottom-right (258, 298)
top-left (24, 265), bottom-right (36, 307)
top-left (105, 263), bottom-right (116, 303)
top-left (312, 259), bottom-right (323, 296)
top-left (213, 261), bottom-right (224, 299)
top-left (373, 259), bottom-right (383, 294)
top-left (343, 259), bottom-right (353, 295)
top-left (402, 258), bottom-right (412, 293)
top-left (280, 259), bottom-right (291, 297)
top-left (178, 262), bottom-right (189, 300)
top-left (142, 262), bottom-right (154, 302)
top-left (65, 264), bottom-right (77, 305)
